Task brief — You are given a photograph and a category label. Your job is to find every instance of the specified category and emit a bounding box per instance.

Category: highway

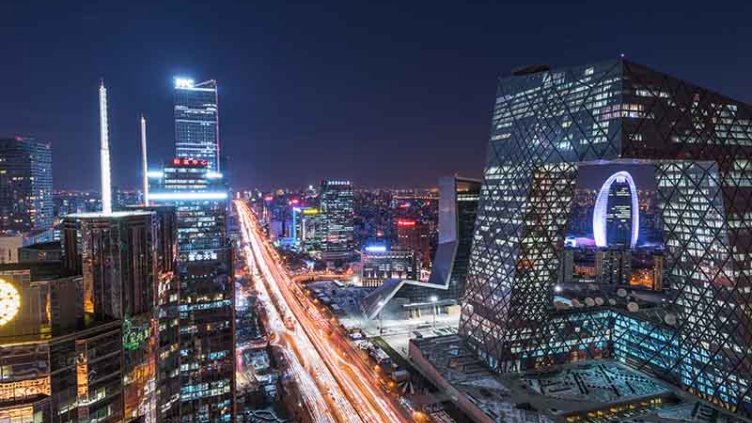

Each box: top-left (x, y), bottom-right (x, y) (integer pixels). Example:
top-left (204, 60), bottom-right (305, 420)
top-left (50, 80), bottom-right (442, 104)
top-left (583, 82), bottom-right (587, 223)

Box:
top-left (235, 199), bottom-right (412, 423)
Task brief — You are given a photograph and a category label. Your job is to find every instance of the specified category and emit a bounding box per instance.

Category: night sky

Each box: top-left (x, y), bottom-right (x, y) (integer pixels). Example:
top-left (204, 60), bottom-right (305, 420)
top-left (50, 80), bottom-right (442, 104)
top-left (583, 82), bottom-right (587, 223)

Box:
top-left (2, 0), bottom-right (750, 190)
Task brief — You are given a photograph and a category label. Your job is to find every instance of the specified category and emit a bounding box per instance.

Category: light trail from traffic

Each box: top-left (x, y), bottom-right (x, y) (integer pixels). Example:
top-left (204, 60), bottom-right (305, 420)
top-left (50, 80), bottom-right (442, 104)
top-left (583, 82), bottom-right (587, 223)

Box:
top-left (235, 200), bottom-right (412, 423)
top-left (237, 201), bottom-right (360, 422)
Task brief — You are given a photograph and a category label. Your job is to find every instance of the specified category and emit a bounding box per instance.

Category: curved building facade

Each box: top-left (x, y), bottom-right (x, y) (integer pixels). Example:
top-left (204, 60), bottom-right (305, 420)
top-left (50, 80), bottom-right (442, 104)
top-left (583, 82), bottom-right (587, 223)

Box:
top-left (593, 171), bottom-right (639, 249)
top-left (459, 59), bottom-right (752, 417)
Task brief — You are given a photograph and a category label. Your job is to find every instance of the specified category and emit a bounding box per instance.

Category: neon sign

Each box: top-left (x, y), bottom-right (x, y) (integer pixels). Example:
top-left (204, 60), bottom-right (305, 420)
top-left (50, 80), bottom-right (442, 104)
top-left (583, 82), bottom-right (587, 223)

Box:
top-left (396, 219), bottom-right (416, 227)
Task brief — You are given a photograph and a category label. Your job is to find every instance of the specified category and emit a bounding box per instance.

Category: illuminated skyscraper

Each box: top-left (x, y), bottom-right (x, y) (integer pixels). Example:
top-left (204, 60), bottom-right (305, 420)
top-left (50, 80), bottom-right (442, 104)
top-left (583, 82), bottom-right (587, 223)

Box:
top-left (0, 137), bottom-right (53, 232)
top-left (63, 211), bottom-right (159, 422)
top-left (459, 59), bottom-right (752, 418)
top-left (319, 180), bottom-right (354, 260)
top-left (128, 204), bottom-right (181, 420)
top-left (149, 158), bottom-right (235, 422)
top-left (595, 171), bottom-right (639, 248)
top-left (174, 78), bottom-right (220, 172)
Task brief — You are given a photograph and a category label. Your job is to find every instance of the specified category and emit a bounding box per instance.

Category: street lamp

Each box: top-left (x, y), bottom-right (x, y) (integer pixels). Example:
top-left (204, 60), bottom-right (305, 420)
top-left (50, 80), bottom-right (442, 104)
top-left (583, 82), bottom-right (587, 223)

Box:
top-left (430, 295), bottom-right (438, 328)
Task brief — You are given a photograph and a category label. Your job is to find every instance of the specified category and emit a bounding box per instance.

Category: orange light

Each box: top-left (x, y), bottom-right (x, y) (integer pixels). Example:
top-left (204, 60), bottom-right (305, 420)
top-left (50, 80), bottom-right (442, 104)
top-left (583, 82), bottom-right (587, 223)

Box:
top-left (396, 219), bottom-right (416, 227)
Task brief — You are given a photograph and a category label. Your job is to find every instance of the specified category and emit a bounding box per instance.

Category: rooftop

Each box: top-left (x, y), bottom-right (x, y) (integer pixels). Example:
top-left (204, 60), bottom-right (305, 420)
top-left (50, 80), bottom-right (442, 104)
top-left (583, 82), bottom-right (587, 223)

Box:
top-left (410, 335), bottom-right (739, 422)
top-left (20, 241), bottom-right (61, 251)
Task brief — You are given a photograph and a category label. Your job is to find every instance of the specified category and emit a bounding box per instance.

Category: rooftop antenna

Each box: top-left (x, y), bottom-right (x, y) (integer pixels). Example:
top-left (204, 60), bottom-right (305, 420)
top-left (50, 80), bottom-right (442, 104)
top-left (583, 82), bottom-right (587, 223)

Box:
top-left (140, 115), bottom-right (149, 205)
top-left (99, 80), bottom-right (112, 214)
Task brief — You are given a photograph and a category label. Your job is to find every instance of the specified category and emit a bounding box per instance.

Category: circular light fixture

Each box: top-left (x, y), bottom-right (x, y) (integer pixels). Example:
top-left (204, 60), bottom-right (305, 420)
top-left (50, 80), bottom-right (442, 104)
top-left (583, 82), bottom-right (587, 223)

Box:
top-left (0, 279), bottom-right (20, 326)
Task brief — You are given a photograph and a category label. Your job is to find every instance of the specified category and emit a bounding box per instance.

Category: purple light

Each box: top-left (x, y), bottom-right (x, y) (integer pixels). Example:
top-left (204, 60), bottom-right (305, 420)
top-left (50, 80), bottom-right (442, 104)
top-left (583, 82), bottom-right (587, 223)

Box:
top-left (365, 245), bottom-right (387, 253)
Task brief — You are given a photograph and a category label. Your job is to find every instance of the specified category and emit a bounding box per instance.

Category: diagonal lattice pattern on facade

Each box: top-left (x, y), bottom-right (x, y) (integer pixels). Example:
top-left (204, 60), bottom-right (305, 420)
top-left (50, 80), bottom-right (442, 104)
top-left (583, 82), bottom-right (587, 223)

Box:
top-left (459, 59), bottom-right (752, 417)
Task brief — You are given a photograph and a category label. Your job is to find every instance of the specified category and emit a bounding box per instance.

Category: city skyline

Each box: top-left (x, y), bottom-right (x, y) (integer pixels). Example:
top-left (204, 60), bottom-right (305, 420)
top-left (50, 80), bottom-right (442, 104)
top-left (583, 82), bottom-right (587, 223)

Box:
top-left (2, 1), bottom-right (751, 190)
top-left (1, 3), bottom-right (752, 422)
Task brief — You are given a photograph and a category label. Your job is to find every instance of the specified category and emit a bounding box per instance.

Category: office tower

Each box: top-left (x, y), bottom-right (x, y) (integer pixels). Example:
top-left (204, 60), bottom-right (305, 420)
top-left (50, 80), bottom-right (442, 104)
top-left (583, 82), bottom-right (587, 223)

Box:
top-left (63, 211), bottom-right (159, 421)
top-left (596, 171), bottom-right (639, 248)
top-left (0, 137), bottom-right (53, 232)
top-left (174, 78), bottom-right (220, 172)
top-left (395, 218), bottom-right (431, 265)
top-left (149, 158), bottom-right (235, 422)
top-left (63, 212), bottom-right (156, 320)
top-left (458, 59), bottom-right (752, 418)
top-left (300, 207), bottom-right (324, 253)
top-left (319, 180), bottom-right (354, 260)
top-left (129, 204), bottom-right (181, 421)
top-left (54, 82), bottom-right (160, 422)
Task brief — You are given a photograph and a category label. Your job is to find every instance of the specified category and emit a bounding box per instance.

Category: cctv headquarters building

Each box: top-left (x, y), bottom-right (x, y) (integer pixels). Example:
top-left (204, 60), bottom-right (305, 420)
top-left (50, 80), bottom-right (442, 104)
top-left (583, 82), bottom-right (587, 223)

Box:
top-left (457, 59), bottom-right (752, 418)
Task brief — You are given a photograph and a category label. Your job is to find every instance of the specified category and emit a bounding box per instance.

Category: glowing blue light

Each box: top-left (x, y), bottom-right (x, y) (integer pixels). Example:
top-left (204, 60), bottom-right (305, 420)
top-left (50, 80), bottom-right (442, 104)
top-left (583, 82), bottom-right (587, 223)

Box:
top-left (206, 171), bottom-right (223, 179)
top-left (593, 171), bottom-right (639, 249)
top-left (147, 170), bottom-right (163, 178)
top-left (365, 245), bottom-right (387, 253)
top-left (150, 192), bottom-right (228, 201)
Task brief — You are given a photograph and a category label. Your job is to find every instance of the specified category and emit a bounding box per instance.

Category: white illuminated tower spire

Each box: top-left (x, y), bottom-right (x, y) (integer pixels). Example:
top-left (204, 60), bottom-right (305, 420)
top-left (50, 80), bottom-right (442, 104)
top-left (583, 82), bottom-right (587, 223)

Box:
top-left (99, 80), bottom-right (112, 214)
top-left (140, 115), bottom-right (149, 205)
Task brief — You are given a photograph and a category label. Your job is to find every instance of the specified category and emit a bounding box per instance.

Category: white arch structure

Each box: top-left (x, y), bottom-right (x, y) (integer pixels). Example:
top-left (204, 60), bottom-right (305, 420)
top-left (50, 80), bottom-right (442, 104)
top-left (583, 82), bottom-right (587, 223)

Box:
top-left (593, 171), bottom-right (639, 249)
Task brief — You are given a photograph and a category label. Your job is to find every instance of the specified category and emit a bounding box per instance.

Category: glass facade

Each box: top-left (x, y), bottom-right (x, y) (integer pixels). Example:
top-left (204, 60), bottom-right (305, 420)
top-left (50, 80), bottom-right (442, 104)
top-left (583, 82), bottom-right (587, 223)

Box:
top-left (62, 211), bottom-right (159, 422)
top-left (460, 59), bottom-right (752, 417)
top-left (319, 180), bottom-right (354, 259)
top-left (174, 79), bottom-right (220, 173)
top-left (431, 176), bottom-right (481, 300)
top-left (149, 158), bottom-right (235, 422)
top-left (0, 264), bottom-right (125, 423)
top-left (0, 137), bottom-right (53, 232)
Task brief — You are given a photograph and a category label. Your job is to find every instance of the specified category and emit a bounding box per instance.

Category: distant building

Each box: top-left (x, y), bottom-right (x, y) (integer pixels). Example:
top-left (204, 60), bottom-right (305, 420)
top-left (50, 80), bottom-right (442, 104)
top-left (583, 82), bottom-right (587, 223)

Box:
top-left (320, 180), bottom-right (354, 260)
top-left (595, 248), bottom-right (631, 285)
top-left (362, 176), bottom-right (480, 319)
top-left (300, 207), bottom-right (324, 253)
top-left (0, 137), bottom-right (53, 232)
top-left (174, 78), bottom-right (220, 172)
top-left (359, 247), bottom-right (417, 288)
top-left (53, 190), bottom-right (102, 217)
top-left (395, 218), bottom-right (432, 266)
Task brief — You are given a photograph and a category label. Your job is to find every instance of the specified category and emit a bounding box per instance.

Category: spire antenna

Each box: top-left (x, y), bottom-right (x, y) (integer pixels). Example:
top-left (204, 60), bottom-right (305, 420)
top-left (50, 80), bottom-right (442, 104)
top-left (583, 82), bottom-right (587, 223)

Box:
top-left (99, 81), bottom-right (112, 214)
top-left (140, 114), bottom-right (149, 206)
